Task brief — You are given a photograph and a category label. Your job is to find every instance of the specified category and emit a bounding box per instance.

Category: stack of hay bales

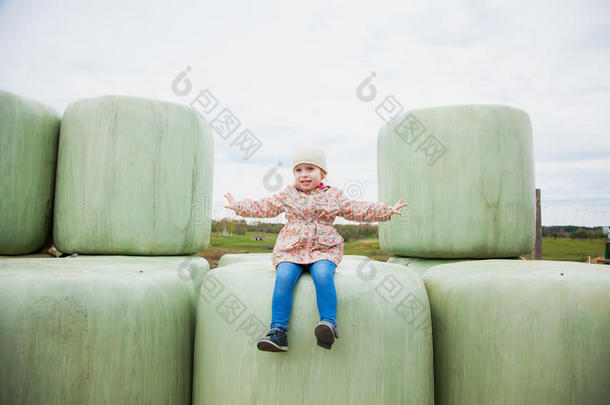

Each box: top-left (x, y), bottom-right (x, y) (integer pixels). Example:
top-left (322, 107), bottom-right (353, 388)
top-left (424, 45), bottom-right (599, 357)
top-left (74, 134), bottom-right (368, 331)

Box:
top-left (378, 105), bottom-right (610, 404)
top-left (0, 92), bottom-right (213, 404)
top-left (3, 90), bottom-right (608, 404)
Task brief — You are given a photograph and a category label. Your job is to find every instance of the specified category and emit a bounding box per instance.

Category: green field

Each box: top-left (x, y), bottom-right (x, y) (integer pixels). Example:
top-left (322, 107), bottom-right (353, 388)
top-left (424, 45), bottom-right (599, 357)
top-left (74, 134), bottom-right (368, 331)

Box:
top-left (521, 237), bottom-right (606, 262)
top-left (200, 232), bottom-right (608, 267)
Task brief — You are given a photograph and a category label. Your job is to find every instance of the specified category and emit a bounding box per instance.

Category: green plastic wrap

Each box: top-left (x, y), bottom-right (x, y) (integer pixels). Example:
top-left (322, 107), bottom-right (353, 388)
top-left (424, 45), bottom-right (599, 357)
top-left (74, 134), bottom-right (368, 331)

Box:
top-left (0, 90), bottom-right (60, 254)
top-left (192, 260), bottom-right (434, 404)
top-left (216, 253), bottom-right (371, 268)
top-left (421, 259), bottom-right (610, 404)
top-left (387, 256), bottom-right (468, 276)
top-left (378, 105), bottom-right (535, 258)
top-left (54, 95), bottom-right (213, 255)
top-left (386, 256), bottom-right (524, 276)
top-left (0, 255), bottom-right (209, 405)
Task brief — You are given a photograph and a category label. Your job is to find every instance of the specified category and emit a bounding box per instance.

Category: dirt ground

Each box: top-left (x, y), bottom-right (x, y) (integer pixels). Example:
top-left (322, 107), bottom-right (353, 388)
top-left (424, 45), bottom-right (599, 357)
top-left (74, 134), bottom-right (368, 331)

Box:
top-left (196, 249), bottom-right (251, 269)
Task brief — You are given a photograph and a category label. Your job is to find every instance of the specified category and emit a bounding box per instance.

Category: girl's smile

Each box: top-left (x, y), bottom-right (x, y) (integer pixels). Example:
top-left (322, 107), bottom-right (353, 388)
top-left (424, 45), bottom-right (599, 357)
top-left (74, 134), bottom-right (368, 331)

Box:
top-left (294, 163), bottom-right (326, 191)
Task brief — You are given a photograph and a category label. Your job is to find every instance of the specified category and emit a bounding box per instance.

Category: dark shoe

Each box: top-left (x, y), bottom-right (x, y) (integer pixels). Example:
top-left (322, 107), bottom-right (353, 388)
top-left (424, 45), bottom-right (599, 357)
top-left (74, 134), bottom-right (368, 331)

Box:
top-left (314, 321), bottom-right (339, 350)
top-left (257, 327), bottom-right (288, 352)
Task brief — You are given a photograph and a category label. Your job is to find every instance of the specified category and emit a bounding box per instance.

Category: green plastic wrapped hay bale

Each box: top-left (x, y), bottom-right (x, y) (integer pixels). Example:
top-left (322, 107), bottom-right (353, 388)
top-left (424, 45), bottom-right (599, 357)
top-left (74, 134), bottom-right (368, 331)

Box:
top-left (192, 260), bottom-right (434, 404)
top-left (422, 259), bottom-right (610, 404)
top-left (0, 255), bottom-right (209, 405)
top-left (54, 95), bottom-right (213, 255)
top-left (0, 90), bottom-right (60, 254)
top-left (378, 105), bottom-right (535, 258)
top-left (387, 256), bottom-right (468, 276)
top-left (217, 253), bottom-right (371, 268)
top-left (217, 252), bottom-right (273, 267)
top-left (387, 256), bottom-right (524, 276)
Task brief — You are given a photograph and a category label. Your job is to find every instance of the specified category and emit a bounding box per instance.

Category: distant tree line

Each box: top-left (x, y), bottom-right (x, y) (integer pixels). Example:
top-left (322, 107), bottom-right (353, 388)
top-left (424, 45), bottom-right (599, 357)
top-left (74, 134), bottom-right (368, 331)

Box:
top-left (542, 226), bottom-right (608, 240)
top-left (211, 219), bottom-right (378, 241)
top-left (211, 219), bottom-right (251, 235)
top-left (211, 220), bottom-right (608, 241)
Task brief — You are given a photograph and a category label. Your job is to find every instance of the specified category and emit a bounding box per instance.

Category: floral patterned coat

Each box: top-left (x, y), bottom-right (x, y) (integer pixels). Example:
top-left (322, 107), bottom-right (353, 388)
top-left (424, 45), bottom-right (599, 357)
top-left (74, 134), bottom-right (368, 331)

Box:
top-left (233, 183), bottom-right (394, 269)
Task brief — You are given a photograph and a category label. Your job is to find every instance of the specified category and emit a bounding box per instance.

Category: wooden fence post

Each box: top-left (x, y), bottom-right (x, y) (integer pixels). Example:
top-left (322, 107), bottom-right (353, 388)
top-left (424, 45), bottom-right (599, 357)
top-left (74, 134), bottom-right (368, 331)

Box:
top-left (533, 188), bottom-right (542, 260)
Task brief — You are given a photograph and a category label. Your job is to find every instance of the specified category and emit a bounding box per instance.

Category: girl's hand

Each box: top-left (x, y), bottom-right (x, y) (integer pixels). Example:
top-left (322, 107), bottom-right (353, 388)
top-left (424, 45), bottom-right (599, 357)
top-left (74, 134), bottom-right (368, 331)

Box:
top-left (224, 193), bottom-right (237, 211)
top-left (390, 199), bottom-right (408, 216)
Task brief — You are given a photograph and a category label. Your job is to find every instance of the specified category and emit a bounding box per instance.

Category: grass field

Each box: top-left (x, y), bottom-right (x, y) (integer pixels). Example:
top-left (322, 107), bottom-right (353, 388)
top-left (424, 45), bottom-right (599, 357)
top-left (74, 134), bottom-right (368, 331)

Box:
top-left (521, 237), bottom-right (606, 262)
top-left (199, 231), bottom-right (608, 268)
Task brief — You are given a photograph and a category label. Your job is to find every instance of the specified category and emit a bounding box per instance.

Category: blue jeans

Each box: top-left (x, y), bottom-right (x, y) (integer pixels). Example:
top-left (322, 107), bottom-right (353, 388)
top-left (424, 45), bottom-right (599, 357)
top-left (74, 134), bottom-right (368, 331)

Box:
top-left (270, 260), bottom-right (337, 331)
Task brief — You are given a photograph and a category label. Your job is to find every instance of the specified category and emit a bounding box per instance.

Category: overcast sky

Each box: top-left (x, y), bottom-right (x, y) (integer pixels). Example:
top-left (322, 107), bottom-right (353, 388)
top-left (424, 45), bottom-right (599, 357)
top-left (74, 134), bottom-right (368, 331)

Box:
top-left (1, 0), bottom-right (608, 226)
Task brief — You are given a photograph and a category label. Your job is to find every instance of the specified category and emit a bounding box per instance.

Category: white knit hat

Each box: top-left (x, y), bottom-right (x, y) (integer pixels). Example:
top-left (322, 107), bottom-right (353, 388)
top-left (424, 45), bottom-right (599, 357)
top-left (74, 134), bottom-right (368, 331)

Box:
top-left (292, 146), bottom-right (327, 174)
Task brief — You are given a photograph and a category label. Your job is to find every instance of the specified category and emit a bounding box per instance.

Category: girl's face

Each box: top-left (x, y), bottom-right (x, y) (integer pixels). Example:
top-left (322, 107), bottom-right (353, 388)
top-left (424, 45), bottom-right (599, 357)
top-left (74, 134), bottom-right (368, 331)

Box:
top-left (294, 163), bottom-right (326, 191)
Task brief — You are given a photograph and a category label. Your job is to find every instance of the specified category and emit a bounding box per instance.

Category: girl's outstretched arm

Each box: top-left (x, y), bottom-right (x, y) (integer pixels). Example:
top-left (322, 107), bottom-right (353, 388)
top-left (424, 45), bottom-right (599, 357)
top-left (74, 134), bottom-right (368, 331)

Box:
top-left (337, 189), bottom-right (406, 223)
top-left (225, 191), bottom-right (285, 218)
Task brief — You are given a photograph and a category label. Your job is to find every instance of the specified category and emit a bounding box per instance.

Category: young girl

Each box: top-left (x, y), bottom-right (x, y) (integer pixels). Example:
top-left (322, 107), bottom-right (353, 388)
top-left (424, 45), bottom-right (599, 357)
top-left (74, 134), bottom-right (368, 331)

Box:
top-left (224, 146), bottom-right (406, 352)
